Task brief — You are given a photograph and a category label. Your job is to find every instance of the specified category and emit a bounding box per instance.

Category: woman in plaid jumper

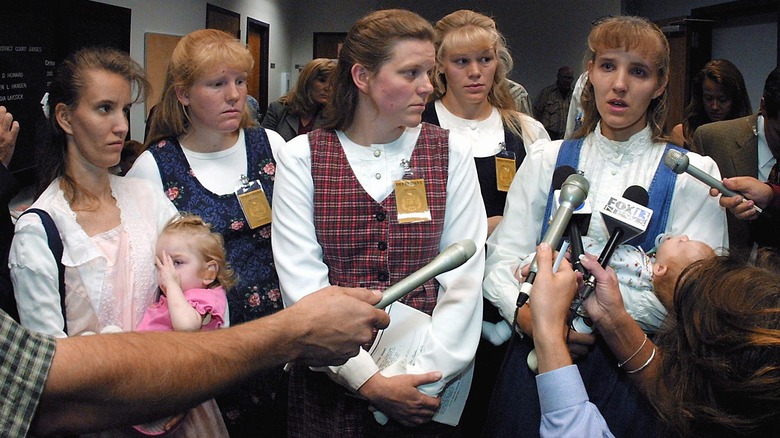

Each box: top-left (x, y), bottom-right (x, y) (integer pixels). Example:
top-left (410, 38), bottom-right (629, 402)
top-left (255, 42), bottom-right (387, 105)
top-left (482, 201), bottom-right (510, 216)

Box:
top-left (272, 9), bottom-right (487, 438)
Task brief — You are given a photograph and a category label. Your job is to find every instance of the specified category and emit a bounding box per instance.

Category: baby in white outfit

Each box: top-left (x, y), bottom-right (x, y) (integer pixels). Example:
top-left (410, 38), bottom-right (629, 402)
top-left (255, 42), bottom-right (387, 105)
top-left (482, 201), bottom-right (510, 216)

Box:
top-left (482, 234), bottom-right (716, 344)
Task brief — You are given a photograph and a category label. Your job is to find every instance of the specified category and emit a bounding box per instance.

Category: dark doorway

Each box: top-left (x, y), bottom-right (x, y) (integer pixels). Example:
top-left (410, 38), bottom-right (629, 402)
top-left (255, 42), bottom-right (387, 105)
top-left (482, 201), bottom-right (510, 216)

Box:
top-left (206, 3), bottom-right (240, 38)
top-left (313, 32), bottom-right (347, 59)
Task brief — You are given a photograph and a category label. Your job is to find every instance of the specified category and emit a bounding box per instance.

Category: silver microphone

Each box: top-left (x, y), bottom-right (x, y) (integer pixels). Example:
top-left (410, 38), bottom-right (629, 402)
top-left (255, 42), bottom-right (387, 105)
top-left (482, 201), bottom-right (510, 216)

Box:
top-left (375, 239), bottom-right (477, 309)
top-left (517, 173), bottom-right (590, 307)
top-left (664, 149), bottom-right (762, 213)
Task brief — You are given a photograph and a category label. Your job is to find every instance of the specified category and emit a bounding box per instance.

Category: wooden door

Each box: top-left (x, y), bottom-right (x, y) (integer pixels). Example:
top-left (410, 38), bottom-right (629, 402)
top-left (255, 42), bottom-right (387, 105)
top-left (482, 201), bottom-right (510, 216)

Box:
top-left (247, 18), bottom-right (269, 114)
top-left (657, 18), bottom-right (712, 131)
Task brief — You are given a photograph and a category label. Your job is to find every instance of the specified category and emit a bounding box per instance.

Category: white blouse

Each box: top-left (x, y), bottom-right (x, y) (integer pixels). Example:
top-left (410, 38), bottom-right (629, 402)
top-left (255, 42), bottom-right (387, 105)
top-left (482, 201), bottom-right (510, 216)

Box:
top-left (483, 124), bottom-right (728, 323)
top-left (10, 175), bottom-right (177, 337)
top-left (433, 100), bottom-right (550, 157)
top-left (272, 125), bottom-right (487, 396)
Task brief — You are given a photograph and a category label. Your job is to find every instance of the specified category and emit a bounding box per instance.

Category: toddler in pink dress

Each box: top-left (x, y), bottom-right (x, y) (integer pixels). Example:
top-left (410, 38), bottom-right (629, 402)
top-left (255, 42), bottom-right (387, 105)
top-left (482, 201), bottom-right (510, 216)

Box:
top-left (134, 214), bottom-right (234, 437)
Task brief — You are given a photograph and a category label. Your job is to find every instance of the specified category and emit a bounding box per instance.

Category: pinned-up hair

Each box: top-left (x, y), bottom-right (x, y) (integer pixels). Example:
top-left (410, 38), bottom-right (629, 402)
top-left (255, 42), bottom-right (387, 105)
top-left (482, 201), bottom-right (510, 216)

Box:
top-left (321, 9), bottom-right (435, 131)
top-left (430, 10), bottom-right (525, 138)
top-left (146, 29), bottom-right (255, 146)
top-left (574, 16), bottom-right (670, 141)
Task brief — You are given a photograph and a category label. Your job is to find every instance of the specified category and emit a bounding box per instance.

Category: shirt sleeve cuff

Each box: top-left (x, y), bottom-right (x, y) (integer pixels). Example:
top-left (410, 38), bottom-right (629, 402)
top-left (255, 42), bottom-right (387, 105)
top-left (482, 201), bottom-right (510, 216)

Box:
top-left (324, 349), bottom-right (380, 392)
top-left (536, 364), bottom-right (589, 414)
top-left (767, 183), bottom-right (780, 211)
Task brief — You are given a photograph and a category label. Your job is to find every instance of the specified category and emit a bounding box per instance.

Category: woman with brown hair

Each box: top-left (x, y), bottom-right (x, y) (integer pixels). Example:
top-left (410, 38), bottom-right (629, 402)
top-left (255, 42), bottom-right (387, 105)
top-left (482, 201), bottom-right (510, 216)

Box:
top-left (272, 8), bottom-right (486, 437)
top-left (9, 46), bottom-right (180, 436)
top-left (670, 59), bottom-right (752, 148)
top-left (483, 16), bottom-right (726, 437)
top-left (520, 244), bottom-right (780, 437)
top-left (262, 58), bottom-right (336, 141)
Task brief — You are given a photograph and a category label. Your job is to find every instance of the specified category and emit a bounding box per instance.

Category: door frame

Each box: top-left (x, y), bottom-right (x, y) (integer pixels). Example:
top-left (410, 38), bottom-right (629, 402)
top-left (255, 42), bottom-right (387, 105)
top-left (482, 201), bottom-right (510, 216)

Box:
top-left (247, 17), bottom-right (270, 114)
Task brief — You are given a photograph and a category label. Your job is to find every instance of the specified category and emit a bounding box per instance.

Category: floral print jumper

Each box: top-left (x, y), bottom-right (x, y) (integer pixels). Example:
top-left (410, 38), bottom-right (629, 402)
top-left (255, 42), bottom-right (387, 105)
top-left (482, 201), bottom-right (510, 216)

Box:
top-left (148, 127), bottom-right (282, 325)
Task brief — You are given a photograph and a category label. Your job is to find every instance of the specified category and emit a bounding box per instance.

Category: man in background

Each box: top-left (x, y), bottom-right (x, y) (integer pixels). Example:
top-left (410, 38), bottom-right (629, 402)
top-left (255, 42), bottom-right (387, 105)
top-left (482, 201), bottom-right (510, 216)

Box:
top-left (692, 67), bottom-right (780, 255)
top-left (534, 66), bottom-right (574, 140)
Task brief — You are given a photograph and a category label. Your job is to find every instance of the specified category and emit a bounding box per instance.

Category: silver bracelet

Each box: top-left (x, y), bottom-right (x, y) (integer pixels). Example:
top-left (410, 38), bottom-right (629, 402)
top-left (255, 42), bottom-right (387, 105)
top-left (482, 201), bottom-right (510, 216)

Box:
top-left (617, 333), bottom-right (648, 368)
top-left (626, 346), bottom-right (656, 374)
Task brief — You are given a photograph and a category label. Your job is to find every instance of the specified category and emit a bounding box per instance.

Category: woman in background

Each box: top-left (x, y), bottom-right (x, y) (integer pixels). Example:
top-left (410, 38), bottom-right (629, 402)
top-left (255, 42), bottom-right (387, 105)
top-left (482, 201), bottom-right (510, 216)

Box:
top-left (262, 58), bottom-right (336, 141)
top-left (420, 10), bottom-right (548, 435)
top-left (128, 29), bottom-right (287, 437)
top-left (670, 59), bottom-right (752, 148)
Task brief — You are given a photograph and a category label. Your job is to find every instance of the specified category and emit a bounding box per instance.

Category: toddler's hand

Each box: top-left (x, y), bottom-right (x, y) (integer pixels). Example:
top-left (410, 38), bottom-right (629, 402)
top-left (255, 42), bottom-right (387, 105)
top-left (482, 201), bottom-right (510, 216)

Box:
top-left (156, 251), bottom-right (181, 295)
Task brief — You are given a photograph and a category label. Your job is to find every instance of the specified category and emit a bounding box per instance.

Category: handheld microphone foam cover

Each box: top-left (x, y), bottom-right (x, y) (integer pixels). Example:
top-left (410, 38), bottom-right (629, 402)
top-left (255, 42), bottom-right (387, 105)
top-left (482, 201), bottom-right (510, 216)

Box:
top-left (623, 185), bottom-right (649, 207)
top-left (540, 174), bottom-right (589, 249)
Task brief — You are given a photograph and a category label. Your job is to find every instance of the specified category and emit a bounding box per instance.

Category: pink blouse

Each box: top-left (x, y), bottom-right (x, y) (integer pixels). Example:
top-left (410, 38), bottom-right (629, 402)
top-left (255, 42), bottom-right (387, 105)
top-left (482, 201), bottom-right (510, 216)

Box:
top-left (136, 286), bottom-right (227, 332)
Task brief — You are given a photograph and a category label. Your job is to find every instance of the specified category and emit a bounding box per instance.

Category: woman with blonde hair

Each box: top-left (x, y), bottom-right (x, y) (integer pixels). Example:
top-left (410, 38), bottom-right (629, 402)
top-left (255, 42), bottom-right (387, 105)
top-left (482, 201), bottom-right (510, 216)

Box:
top-left (424, 10), bottom-right (548, 236)
top-left (127, 28), bottom-right (287, 436)
top-left (262, 58), bottom-right (336, 141)
top-left (420, 10), bottom-right (549, 435)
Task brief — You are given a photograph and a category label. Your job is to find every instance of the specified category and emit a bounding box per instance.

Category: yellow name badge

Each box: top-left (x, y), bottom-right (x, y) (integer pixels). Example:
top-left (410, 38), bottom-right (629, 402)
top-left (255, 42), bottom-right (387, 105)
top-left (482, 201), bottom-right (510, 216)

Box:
top-left (394, 178), bottom-right (431, 224)
top-left (236, 180), bottom-right (272, 229)
top-left (496, 156), bottom-right (516, 192)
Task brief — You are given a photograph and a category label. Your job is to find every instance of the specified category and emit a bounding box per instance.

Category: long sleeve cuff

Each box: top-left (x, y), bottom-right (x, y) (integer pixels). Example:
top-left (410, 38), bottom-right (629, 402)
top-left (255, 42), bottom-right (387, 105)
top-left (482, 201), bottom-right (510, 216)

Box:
top-left (536, 365), bottom-right (589, 414)
top-left (767, 183), bottom-right (780, 212)
top-left (322, 349), bottom-right (380, 392)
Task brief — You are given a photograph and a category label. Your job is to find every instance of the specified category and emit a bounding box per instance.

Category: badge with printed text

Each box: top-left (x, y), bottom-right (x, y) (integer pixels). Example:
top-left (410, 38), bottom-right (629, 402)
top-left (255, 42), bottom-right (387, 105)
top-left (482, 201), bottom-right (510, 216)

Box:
top-left (394, 178), bottom-right (431, 224)
top-left (496, 144), bottom-right (516, 192)
top-left (496, 157), bottom-right (517, 192)
top-left (236, 179), bottom-right (271, 229)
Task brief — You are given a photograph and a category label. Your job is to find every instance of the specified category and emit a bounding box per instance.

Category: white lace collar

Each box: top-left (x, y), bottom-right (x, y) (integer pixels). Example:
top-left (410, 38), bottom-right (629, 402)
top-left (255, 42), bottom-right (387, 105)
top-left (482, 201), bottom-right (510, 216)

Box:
top-left (592, 122), bottom-right (654, 161)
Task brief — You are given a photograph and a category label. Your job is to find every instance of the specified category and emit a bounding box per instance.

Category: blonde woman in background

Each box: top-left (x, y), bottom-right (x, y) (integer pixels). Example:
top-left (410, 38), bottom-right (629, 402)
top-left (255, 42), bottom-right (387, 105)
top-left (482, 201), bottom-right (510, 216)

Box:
top-left (262, 58), bottom-right (336, 141)
top-left (420, 11), bottom-right (549, 434)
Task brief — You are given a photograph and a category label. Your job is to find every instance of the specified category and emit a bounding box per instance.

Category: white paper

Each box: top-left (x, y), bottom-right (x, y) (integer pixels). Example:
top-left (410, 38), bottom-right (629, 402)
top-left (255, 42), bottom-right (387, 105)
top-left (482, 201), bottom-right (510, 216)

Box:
top-left (368, 301), bottom-right (474, 426)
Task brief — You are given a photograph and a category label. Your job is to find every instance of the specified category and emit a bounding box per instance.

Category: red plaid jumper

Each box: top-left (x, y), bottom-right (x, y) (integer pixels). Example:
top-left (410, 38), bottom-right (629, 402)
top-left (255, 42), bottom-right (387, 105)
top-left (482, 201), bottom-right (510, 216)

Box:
top-left (288, 124), bottom-right (457, 437)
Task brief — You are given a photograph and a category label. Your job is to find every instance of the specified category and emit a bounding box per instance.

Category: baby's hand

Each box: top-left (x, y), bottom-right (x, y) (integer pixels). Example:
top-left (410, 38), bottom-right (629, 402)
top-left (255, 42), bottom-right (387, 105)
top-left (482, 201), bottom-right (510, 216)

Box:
top-left (156, 251), bottom-right (181, 295)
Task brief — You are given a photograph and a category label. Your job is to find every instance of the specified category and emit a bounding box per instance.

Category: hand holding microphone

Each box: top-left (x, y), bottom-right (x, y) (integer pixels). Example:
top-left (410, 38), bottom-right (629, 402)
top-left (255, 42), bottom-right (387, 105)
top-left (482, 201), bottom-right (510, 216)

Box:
top-left (571, 186), bottom-right (652, 333)
top-left (369, 240), bottom-right (476, 425)
top-left (375, 239), bottom-right (477, 309)
top-left (717, 176), bottom-right (775, 221)
top-left (516, 173), bottom-right (589, 308)
top-left (664, 149), bottom-right (762, 214)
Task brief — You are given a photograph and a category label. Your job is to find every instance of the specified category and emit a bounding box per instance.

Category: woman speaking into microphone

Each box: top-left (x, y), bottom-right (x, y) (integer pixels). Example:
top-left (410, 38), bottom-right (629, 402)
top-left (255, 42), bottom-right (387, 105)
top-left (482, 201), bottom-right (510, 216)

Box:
top-left (482, 16), bottom-right (727, 438)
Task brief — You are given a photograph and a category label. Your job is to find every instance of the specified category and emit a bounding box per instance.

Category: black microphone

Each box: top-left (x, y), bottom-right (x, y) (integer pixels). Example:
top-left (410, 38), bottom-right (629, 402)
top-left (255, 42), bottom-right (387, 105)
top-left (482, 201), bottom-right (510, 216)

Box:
top-left (664, 149), bottom-right (762, 213)
top-left (375, 240), bottom-right (477, 309)
top-left (572, 186), bottom-right (652, 332)
top-left (516, 173), bottom-right (589, 308)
